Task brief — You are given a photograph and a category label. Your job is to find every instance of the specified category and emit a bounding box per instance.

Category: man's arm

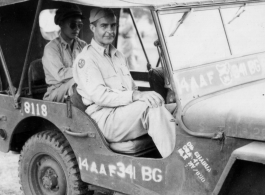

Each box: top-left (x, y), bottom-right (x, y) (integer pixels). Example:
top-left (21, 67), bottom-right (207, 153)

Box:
top-left (129, 73), bottom-right (164, 108)
top-left (75, 55), bottom-right (164, 108)
top-left (132, 90), bottom-right (164, 108)
top-left (42, 44), bottom-right (73, 82)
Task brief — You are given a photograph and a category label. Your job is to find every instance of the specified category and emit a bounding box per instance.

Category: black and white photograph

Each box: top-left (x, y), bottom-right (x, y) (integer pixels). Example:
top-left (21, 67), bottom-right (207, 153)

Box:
top-left (0, 0), bottom-right (264, 194)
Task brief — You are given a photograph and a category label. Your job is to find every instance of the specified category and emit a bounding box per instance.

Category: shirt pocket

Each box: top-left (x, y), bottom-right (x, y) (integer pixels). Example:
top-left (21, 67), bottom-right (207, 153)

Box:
top-left (101, 67), bottom-right (117, 79)
top-left (63, 55), bottom-right (73, 68)
top-left (121, 66), bottom-right (131, 76)
top-left (101, 67), bottom-right (121, 89)
top-left (120, 66), bottom-right (133, 89)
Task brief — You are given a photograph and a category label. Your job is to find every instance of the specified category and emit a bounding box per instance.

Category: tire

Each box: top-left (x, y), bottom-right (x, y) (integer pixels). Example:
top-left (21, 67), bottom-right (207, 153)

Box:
top-left (18, 130), bottom-right (90, 195)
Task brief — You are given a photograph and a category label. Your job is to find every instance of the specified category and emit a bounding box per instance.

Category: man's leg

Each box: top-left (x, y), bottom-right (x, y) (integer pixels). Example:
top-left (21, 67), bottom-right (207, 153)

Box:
top-left (44, 79), bottom-right (75, 102)
top-left (90, 101), bottom-right (176, 158)
top-left (148, 67), bottom-right (167, 101)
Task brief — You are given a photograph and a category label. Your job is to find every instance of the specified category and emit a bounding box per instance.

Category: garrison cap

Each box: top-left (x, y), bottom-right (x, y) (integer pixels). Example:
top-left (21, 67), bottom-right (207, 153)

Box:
top-left (89, 8), bottom-right (115, 23)
top-left (55, 5), bottom-right (85, 25)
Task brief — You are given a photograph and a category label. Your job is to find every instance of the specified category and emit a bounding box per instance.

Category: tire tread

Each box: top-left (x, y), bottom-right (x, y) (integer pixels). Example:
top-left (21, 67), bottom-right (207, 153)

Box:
top-left (18, 130), bottom-right (88, 195)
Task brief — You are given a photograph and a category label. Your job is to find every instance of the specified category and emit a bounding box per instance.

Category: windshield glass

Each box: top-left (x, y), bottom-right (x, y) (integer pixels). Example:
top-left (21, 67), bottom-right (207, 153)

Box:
top-left (159, 9), bottom-right (231, 70)
top-left (221, 5), bottom-right (265, 55)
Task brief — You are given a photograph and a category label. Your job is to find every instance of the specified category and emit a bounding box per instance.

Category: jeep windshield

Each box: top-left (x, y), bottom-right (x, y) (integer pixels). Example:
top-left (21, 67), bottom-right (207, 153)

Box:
top-left (159, 4), bottom-right (265, 70)
top-left (158, 4), bottom-right (265, 106)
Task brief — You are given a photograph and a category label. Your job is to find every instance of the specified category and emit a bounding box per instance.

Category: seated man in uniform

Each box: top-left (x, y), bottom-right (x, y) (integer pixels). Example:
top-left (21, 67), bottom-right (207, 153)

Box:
top-left (73, 8), bottom-right (176, 158)
top-left (42, 5), bottom-right (87, 102)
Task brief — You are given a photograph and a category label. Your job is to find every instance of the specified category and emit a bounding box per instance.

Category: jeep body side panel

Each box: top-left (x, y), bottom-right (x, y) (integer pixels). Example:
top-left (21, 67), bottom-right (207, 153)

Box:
top-left (75, 130), bottom-right (252, 195)
top-left (0, 95), bottom-right (108, 152)
top-left (0, 92), bottom-right (252, 195)
top-left (176, 52), bottom-right (265, 141)
top-left (0, 94), bottom-right (224, 195)
top-left (183, 80), bottom-right (265, 139)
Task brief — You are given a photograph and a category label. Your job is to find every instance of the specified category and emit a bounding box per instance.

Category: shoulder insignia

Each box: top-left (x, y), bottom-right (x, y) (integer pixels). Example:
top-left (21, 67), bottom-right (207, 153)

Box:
top-left (78, 59), bottom-right (85, 68)
top-left (86, 44), bottom-right (92, 50)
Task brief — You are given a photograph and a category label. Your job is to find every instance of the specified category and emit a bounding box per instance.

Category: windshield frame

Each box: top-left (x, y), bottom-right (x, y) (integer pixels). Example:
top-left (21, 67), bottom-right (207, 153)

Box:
top-left (158, 2), bottom-right (265, 71)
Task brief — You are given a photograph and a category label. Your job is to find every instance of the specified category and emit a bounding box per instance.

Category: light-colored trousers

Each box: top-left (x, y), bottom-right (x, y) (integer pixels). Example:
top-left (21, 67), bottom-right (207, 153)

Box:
top-left (43, 79), bottom-right (75, 102)
top-left (89, 101), bottom-right (176, 158)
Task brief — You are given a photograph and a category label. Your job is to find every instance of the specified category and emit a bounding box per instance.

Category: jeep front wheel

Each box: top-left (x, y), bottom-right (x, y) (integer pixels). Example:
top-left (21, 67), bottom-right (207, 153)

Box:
top-left (19, 130), bottom-right (89, 195)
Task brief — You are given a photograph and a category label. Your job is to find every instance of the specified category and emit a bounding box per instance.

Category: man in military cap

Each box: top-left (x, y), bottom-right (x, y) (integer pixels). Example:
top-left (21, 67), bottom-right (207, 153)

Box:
top-left (73, 8), bottom-right (176, 158)
top-left (42, 4), bottom-right (87, 102)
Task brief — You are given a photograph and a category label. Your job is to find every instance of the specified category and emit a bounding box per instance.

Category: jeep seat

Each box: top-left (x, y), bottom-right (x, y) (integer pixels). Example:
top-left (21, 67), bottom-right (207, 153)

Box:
top-left (109, 134), bottom-right (160, 157)
top-left (28, 59), bottom-right (47, 98)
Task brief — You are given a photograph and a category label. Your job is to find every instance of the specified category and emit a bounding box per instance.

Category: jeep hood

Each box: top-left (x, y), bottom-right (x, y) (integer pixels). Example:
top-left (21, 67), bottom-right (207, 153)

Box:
top-left (182, 81), bottom-right (265, 140)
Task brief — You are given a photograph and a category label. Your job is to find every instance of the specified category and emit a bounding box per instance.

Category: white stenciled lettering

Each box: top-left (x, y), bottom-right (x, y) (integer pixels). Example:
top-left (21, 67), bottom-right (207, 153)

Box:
top-left (109, 165), bottom-right (117, 177)
top-left (178, 142), bottom-right (194, 160)
top-left (238, 63), bottom-right (248, 76)
top-left (117, 162), bottom-right (126, 178)
top-left (187, 142), bottom-right (194, 150)
top-left (186, 161), bottom-right (196, 169)
top-left (24, 102), bottom-right (30, 114)
top-left (142, 166), bottom-right (152, 181)
top-left (230, 64), bottom-right (240, 79)
top-left (178, 71), bottom-right (216, 94)
top-left (216, 59), bottom-right (261, 85)
top-left (248, 60), bottom-right (256, 74)
top-left (142, 166), bottom-right (163, 182)
top-left (178, 148), bottom-right (189, 160)
top-left (40, 104), bottom-right (47, 116)
top-left (99, 164), bottom-right (107, 175)
top-left (194, 152), bottom-right (211, 172)
top-left (23, 102), bottom-right (47, 117)
top-left (36, 104), bottom-right (40, 116)
top-left (183, 145), bottom-right (192, 157)
top-left (90, 162), bottom-right (98, 174)
top-left (180, 143), bottom-right (210, 183)
top-left (153, 168), bottom-right (163, 182)
top-left (207, 71), bottom-right (214, 84)
top-left (78, 158), bottom-right (163, 182)
top-left (31, 103), bottom-right (35, 115)
top-left (255, 59), bottom-right (261, 72)
top-left (200, 75), bottom-right (208, 87)
top-left (194, 169), bottom-right (206, 182)
top-left (190, 77), bottom-right (199, 91)
top-left (216, 62), bottom-right (232, 85)
top-left (180, 77), bottom-right (189, 93)
top-left (125, 164), bottom-right (134, 179)
top-left (79, 157), bottom-right (89, 171)
top-left (193, 159), bottom-right (199, 165)
top-left (41, 104), bottom-right (47, 116)
top-left (247, 59), bottom-right (261, 75)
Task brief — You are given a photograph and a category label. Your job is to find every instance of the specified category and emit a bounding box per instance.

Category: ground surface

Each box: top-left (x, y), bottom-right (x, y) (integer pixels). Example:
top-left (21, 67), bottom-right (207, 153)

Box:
top-left (0, 152), bottom-right (22, 195)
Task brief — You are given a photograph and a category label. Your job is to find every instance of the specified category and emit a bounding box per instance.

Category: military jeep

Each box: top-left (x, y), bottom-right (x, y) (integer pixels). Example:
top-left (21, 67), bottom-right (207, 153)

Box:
top-left (1, 0), bottom-right (265, 195)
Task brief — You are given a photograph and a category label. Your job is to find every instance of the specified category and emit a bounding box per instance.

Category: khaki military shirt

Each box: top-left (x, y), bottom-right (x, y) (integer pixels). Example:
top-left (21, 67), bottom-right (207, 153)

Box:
top-left (73, 39), bottom-right (137, 115)
top-left (42, 35), bottom-right (87, 86)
